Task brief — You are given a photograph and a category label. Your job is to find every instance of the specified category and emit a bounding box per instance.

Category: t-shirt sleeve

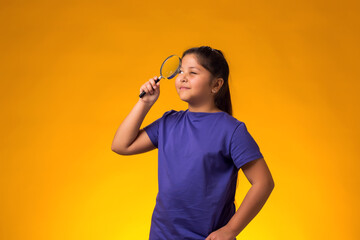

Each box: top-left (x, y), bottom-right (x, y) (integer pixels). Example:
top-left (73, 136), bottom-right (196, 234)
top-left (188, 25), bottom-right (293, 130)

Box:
top-left (143, 110), bottom-right (173, 149)
top-left (143, 116), bottom-right (161, 148)
top-left (230, 122), bottom-right (264, 169)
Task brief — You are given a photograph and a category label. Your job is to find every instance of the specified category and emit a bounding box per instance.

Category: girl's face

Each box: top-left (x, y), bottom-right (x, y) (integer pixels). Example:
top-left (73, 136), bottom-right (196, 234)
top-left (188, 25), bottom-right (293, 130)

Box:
top-left (175, 54), bottom-right (215, 105)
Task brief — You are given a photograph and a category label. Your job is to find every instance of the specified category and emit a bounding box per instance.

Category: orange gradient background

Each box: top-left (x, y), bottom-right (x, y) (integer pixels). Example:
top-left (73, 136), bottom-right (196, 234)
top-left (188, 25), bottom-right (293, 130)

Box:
top-left (1, 0), bottom-right (359, 239)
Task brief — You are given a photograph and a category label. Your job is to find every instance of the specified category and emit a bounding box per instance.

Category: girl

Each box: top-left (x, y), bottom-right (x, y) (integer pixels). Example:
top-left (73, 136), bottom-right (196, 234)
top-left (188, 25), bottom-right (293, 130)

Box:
top-left (112, 46), bottom-right (275, 240)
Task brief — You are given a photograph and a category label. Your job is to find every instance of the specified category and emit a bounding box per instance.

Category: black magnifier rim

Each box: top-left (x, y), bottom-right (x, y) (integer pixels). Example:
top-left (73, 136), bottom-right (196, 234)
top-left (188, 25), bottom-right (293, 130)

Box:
top-left (160, 54), bottom-right (182, 79)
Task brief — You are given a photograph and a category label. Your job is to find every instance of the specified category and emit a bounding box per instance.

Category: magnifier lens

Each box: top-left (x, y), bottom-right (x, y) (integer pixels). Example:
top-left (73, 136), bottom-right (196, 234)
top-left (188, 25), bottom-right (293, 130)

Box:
top-left (139, 54), bottom-right (181, 98)
top-left (160, 55), bottom-right (181, 79)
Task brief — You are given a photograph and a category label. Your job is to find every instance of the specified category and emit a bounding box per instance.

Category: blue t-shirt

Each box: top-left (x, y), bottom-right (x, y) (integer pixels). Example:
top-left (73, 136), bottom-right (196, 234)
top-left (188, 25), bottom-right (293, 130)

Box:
top-left (143, 109), bottom-right (263, 240)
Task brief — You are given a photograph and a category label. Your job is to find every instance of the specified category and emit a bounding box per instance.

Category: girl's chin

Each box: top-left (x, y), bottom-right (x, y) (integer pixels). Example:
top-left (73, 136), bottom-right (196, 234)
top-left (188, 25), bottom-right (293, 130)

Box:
top-left (177, 94), bottom-right (191, 102)
top-left (177, 91), bottom-right (197, 103)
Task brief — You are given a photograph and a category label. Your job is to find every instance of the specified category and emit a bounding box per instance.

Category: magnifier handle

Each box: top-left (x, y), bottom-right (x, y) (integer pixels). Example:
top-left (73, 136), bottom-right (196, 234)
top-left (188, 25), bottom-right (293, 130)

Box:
top-left (139, 76), bottom-right (162, 98)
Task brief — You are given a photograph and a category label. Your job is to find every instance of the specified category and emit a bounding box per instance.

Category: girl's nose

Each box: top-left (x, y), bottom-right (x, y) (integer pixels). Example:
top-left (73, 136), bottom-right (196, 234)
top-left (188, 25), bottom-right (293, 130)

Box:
top-left (181, 76), bottom-right (188, 82)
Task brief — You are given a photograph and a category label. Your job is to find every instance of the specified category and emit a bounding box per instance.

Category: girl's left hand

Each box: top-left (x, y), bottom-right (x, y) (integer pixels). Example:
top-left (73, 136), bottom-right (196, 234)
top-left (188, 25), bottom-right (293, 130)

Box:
top-left (204, 225), bottom-right (237, 240)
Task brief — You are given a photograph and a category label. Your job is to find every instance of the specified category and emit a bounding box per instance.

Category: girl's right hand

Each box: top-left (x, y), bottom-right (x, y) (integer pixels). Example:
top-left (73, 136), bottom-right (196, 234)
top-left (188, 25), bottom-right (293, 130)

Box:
top-left (139, 76), bottom-right (161, 105)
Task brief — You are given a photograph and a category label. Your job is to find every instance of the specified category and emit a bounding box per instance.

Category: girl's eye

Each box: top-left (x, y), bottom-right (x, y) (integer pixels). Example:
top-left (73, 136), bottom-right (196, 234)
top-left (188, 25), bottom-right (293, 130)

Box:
top-left (178, 70), bottom-right (196, 74)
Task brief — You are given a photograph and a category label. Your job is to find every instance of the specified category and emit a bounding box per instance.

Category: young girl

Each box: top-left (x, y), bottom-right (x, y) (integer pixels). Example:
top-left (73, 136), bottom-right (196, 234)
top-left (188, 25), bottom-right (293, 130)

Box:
top-left (112, 46), bottom-right (275, 240)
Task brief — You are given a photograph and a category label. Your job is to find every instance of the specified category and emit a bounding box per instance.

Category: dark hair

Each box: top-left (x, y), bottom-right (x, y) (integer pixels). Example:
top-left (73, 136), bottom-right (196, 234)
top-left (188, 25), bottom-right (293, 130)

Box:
top-left (181, 46), bottom-right (233, 116)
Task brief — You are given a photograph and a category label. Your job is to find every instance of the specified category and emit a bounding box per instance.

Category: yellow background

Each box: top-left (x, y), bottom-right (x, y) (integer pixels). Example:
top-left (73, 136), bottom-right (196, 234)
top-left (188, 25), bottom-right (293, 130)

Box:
top-left (1, 0), bottom-right (359, 239)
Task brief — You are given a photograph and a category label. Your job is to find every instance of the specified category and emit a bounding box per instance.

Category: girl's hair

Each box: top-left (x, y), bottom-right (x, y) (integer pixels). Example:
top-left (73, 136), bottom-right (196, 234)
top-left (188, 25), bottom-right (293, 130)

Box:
top-left (181, 46), bottom-right (233, 116)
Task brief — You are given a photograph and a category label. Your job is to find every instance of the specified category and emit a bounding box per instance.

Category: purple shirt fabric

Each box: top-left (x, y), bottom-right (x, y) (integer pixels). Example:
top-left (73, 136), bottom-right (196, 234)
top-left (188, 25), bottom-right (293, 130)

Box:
top-left (143, 109), bottom-right (263, 240)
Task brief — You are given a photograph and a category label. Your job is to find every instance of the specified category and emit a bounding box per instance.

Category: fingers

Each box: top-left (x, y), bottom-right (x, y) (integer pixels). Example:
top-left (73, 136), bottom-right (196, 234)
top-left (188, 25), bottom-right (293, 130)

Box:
top-left (149, 77), bottom-right (157, 93)
top-left (140, 76), bottom-right (160, 95)
top-left (150, 76), bottom-right (160, 91)
top-left (146, 81), bottom-right (154, 94)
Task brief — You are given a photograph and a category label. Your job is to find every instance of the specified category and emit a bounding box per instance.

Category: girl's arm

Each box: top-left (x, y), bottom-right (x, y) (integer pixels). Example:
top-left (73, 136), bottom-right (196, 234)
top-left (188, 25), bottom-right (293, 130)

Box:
top-left (111, 76), bottom-right (161, 155)
top-left (225, 157), bottom-right (275, 236)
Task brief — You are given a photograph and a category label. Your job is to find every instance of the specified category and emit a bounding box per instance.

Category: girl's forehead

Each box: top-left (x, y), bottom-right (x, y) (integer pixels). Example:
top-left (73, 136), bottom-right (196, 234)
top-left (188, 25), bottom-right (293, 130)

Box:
top-left (181, 54), bottom-right (200, 67)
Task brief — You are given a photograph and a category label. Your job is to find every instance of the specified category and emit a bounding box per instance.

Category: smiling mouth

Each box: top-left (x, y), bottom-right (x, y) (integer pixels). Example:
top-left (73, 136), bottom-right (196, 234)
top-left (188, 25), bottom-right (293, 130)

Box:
top-left (180, 87), bottom-right (190, 90)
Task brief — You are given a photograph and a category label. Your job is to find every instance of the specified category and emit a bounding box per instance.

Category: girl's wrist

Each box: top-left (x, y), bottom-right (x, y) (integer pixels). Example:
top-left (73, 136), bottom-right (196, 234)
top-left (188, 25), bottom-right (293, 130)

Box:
top-left (138, 98), bottom-right (154, 108)
top-left (224, 223), bottom-right (240, 238)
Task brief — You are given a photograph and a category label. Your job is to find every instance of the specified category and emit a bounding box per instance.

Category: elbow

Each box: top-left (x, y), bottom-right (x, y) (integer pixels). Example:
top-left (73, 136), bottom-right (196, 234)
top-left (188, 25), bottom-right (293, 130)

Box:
top-left (270, 180), bottom-right (275, 190)
top-left (111, 146), bottom-right (120, 154)
top-left (254, 178), bottom-right (275, 191)
top-left (266, 176), bottom-right (275, 189)
top-left (268, 178), bottom-right (275, 193)
top-left (111, 145), bottom-right (129, 155)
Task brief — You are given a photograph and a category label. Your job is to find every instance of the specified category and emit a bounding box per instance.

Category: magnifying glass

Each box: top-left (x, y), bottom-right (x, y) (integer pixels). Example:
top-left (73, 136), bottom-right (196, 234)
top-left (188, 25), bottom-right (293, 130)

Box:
top-left (139, 54), bottom-right (182, 98)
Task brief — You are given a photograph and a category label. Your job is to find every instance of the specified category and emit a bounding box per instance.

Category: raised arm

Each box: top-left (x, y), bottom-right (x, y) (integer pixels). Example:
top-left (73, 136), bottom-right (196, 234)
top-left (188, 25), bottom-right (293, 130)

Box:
top-left (111, 76), bottom-right (161, 155)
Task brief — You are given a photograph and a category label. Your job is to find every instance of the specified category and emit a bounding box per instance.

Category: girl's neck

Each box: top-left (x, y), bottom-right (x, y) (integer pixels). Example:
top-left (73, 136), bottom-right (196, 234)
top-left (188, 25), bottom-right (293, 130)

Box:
top-left (187, 102), bottom-right (222, 113)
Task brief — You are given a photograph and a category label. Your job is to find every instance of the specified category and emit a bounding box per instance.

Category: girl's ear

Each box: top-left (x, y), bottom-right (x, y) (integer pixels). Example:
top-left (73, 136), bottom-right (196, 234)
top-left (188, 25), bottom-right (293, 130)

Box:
top-left (212, 77), bottom-right (224, 93)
